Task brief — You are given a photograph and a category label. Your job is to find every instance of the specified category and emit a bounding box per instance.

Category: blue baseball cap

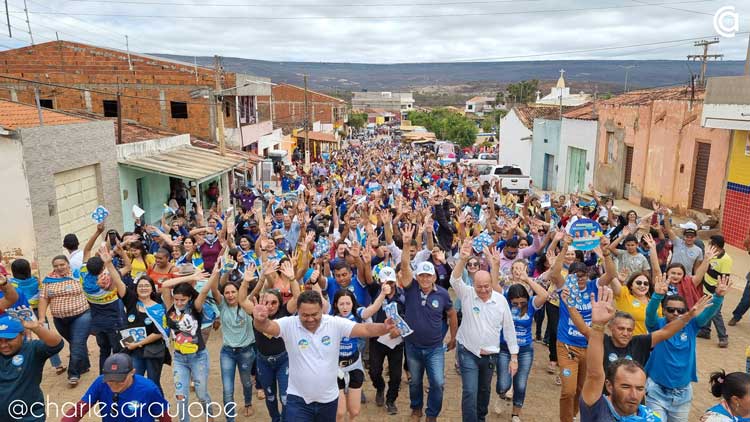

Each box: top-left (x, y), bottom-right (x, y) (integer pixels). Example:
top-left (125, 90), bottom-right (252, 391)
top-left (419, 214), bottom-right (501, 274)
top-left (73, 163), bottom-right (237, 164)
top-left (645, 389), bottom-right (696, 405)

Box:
top-left (0, 315), bottom-right (24, 339)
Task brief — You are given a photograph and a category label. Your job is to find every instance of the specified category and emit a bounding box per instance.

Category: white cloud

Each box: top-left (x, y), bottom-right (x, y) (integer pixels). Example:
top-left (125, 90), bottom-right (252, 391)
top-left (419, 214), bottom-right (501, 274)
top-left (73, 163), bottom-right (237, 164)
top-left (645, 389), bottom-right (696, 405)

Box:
top-left (2, 0), bottom-right (749, 63)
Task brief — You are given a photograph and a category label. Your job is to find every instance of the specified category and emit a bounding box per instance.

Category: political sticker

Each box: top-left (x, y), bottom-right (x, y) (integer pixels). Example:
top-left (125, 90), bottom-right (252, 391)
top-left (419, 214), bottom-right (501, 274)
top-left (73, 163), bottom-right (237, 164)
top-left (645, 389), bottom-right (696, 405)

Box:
top-left (91, 206), bottom-right (110, 224)
top-left (12, 355), bottom-right (24, 367)
top-left (431, 299), bottom-right (439, 309)
top-left (313, 237), bottom-right (331, 259)
top-left (567, 218), bottom-right (603, 251)
top-left (127, 314), bottom-right (136, 323)
top-left (298, 339), bottom-right (310, 350)
top-left (608, 353), bottom-right (618, 362)
top-left (321, 336), bottom-right (332, 346)
top-left (472, 231), bottom-right (494, 253)
top-left (562, 368), bottom-right (572, 377)
top-left (472, 306), bottom-right (481, 315)
top-left (541, 193), bottom-right (552, 209)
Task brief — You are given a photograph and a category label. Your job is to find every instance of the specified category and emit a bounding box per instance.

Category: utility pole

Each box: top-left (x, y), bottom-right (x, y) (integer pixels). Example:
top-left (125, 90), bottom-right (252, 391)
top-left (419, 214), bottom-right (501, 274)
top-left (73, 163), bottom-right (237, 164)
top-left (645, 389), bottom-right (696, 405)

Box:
top-left (4, 0), bottom-right (11, 37)
top-left (618, 65), bottom-right (636, 93)
top-left (33, 86), bottom-right (43, 126)
top-left (687, 39), bottom-right (723, 86)
top-left (495, 110), bottom-right (501, 164)
top-left (744, 33), bottom-right (750, 75)
top-left (214, 55), bottom-right (226, 156)
top-left (116, 78), bottom-right (122, 144)
top-left (22, 0), bottom-right (32, 44)
top-left (304, 74), bottom-right (310, 167)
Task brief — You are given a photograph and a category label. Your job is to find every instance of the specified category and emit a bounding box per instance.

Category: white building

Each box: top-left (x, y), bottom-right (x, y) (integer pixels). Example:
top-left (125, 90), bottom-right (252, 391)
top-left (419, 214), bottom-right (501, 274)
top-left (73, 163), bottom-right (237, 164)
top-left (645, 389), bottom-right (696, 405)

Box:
top-left (465, 96), bottom-right (501, 116)
top-left (499, 106), bottom-right (560, 175)
top-left (556, 116), bottom-right (599, 193)
top-left (536, 70), bottom-right (592, 107)
top-left (351, 91), bottom-right (414, 119)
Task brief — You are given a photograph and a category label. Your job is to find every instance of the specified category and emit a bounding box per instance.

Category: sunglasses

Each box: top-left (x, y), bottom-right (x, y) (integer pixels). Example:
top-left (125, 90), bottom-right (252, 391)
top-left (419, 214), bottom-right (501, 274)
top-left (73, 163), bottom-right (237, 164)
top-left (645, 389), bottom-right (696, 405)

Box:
top-left (665, 306), bottom-right (687, 315)
top-left (632, 279), bottom-right (649, 287)
top-left (511, 301), bottom-right (528, 308)
top-left (467, 262), bottom-right (480, 268)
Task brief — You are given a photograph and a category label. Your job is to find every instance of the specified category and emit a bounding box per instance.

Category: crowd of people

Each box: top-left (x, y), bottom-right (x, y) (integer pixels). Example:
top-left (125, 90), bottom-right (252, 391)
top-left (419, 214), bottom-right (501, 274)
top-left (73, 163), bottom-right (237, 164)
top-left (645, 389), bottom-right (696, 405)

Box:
top-left (0, 135), bottom-right (749, 422)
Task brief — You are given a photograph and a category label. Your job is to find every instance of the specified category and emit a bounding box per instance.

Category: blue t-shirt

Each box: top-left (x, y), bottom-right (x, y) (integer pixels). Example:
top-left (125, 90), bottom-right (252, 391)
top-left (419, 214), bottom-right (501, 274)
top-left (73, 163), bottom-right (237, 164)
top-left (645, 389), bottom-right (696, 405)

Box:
top-left (326, 275), bottom-right (370, 312)
top-left (403, 282), bottom-right (453, 348)
top-left (503, 295), bottom-right (542, 347)
top-left (0, 339), bottom-right (64, 422)
top-left (338, 308), bottom-right (364, 358)
top-left (644, 316), bottom-right (699, 388)
top-left (557, 277), bottom-right (599, 348)
top-left (80, 374), bottom-right (170, 422)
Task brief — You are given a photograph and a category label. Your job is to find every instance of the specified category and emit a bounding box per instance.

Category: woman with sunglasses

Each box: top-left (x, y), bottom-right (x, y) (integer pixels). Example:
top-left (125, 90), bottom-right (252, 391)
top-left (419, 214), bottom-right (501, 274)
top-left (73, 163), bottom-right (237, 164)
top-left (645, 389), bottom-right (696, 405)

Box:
top-left (494, 280), bottom-right (549, 420)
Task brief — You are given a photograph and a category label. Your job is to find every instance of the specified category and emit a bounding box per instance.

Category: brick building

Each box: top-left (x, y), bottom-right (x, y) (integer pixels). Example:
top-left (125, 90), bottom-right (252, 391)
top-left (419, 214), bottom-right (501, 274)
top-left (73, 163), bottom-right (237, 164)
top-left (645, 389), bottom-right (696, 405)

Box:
top-left (261, 83), bottom-right (347, 134)
top-left (0, 40), bottom-right (276, 149)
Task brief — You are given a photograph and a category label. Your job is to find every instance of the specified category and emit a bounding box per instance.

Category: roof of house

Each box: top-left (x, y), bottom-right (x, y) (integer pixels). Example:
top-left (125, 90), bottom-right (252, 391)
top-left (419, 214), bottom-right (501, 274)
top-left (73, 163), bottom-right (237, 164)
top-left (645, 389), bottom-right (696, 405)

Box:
top-left (466, 96), bottom-right (494, 104)
top-left (0, 100), bottom-right (90, 130)
top-left (514, 105), bottom-right (565, 129)
top-left (562, 85), bottom-right (704, 120)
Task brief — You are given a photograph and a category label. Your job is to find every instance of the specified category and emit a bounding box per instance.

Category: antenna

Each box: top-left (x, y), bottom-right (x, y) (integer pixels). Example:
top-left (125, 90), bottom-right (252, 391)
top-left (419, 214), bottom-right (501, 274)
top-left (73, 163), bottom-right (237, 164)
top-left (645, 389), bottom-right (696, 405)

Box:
top-left (22, 0), bottom-right (33, 45)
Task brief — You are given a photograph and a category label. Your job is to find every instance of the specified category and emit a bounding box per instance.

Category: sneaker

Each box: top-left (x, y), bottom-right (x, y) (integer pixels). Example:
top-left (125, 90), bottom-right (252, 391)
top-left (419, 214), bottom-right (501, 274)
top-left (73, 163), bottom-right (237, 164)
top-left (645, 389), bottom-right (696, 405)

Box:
top-left (512, 416), bottom-right (522, 422)
top-left (386, 402), bottom-right (398, 415)
top-left (728, 318), bottom-right (738, 326)
top-left (375, 390), bottom-right (385, 407)
top-left (547, 362), bottom-right (557, 374)
top-left (719, 338), bottom-right (729, 348)
top-left (697, 331), bottom-right (711, 340)
top-left (504, 386), bottom-right (514, 400)
top-left (493, 397), bottom-right (506, 415)
top-left (67, 377), bottom-right (79, 387)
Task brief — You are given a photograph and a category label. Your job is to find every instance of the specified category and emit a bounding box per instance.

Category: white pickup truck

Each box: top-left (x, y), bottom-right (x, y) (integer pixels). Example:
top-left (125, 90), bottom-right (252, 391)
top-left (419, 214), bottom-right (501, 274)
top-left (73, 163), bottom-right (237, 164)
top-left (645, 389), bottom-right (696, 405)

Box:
top-left (476, 164), bottom-right (532, 198)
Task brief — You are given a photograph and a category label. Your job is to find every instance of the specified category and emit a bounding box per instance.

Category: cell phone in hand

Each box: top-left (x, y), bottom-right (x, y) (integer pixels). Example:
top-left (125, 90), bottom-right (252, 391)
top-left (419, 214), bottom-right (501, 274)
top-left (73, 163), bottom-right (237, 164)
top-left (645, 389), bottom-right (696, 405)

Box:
top-left (120, 336), bottom-right (135, 348)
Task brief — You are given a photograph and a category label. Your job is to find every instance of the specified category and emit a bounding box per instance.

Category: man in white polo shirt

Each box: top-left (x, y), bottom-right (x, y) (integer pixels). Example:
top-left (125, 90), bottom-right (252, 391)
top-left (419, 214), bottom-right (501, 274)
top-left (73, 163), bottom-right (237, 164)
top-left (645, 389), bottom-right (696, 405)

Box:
top-left (253, 290), bottom-right (395, 422)
top-left (451, 239), bottom-right (518, 422)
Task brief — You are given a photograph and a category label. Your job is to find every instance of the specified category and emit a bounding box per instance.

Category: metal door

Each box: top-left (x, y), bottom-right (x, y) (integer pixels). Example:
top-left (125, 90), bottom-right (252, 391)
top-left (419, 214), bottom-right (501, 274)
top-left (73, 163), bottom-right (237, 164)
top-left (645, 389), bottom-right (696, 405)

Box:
top-left (623, 145), bottom-right (634, 199)
top-left (567, 147), bottom-right (586, 193)
top-left (690, 142), bottom-right (711, 210)
top-left (543, 153), bottom-right (555, 190)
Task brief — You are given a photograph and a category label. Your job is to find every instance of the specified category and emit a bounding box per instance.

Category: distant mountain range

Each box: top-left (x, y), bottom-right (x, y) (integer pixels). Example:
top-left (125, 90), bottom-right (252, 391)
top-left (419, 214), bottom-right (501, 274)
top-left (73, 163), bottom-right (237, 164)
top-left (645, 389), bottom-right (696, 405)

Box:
top-left (156, 54), bottom-right (746, 93)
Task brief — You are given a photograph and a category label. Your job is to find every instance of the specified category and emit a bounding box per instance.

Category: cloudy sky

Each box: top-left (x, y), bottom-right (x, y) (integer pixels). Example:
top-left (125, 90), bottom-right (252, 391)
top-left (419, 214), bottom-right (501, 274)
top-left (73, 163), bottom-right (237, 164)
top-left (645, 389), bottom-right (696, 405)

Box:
top-left (1, 0), bottom-right (749, 63)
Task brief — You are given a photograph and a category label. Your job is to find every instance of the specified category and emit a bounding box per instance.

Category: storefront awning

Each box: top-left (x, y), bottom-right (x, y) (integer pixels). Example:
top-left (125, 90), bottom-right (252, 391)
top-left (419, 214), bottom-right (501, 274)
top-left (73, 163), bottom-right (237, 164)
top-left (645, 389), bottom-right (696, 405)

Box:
top-left (118, 145), bottom-right (247, 184)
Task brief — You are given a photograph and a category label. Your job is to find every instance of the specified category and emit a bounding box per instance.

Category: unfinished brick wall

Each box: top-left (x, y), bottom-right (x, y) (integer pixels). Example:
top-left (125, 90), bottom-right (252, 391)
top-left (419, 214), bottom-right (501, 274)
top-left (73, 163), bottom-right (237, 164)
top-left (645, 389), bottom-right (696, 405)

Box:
top-left (259, 84), bottom-right (347, 134)
top-left (0, 40), bottom-right (239, 140)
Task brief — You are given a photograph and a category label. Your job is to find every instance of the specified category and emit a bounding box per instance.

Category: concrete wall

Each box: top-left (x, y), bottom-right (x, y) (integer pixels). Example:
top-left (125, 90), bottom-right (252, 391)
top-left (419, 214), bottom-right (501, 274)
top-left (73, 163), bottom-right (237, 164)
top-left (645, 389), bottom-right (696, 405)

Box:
top-left (530, 118), bottom-right (561, 190)
top-left (19, 120), bottom-right (122, 275)
top-left (499, 110), bottom-right (533, 175)
top-left (593, 100), bottom-right (731, 213)
top-left (118, 166), bottom-right (172, 230)
top-left (0, 135), bottom-right (37, 270)
top-left (557, 118), bottom-right (598, 193)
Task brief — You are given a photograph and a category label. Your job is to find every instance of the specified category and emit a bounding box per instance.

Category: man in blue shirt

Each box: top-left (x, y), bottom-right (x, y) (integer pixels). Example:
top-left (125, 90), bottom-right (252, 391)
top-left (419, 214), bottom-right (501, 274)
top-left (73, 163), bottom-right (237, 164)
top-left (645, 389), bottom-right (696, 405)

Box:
top-left (62, 353), bottom-right (171, 422)
top-left (0, 314), bottom-right (63, 422)
top-left (322, 256), bottom-right (371, 310)
top-left (643, 273), bottom-right (729, 422)
top-left (398, 225), bottom-right (458, 422)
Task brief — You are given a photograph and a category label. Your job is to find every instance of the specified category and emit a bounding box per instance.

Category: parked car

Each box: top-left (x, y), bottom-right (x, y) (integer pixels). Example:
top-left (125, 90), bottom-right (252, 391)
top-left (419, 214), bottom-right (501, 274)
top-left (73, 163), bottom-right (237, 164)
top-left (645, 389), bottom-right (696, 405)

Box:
top-left (477, 164), bottom-right (532, 198)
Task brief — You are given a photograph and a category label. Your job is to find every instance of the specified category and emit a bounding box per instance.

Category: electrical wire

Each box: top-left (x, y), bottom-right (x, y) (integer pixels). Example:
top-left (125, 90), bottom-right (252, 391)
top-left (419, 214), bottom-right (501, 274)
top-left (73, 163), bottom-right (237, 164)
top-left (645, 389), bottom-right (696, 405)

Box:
top-left (13, 0), bottom-right (721, 20)
top-left (68, 0), bottom-right (546, 6)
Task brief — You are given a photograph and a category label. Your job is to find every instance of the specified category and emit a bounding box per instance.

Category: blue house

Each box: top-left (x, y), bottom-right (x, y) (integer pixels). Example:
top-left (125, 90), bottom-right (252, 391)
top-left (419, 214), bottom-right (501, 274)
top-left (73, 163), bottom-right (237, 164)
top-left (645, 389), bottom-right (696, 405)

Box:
top-left (530, 117), bottom-right (561, 191)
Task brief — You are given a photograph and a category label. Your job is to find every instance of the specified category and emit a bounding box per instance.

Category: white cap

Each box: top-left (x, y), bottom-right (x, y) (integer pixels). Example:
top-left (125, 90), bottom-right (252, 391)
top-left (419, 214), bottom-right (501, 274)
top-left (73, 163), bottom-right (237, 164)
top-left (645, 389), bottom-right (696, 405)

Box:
top-left (679, 221), bottom-right (698, 231)
top-left (379, 266), bottom-right (397, 283)
top-left (415, 261), bottom-right (436, 276)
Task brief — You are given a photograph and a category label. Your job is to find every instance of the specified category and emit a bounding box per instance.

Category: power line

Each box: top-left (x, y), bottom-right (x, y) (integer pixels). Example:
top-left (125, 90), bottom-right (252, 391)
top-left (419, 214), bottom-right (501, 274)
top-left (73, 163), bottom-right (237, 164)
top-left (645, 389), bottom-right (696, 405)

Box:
top-left (14, 0), bottom-right (721, 20)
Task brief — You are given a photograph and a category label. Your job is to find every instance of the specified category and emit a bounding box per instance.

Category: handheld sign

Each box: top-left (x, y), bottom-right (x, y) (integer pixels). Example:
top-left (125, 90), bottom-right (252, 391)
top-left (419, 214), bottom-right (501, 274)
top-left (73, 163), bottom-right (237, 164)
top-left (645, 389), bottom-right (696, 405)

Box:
top-left (567, 218), bottom-right (603, 251)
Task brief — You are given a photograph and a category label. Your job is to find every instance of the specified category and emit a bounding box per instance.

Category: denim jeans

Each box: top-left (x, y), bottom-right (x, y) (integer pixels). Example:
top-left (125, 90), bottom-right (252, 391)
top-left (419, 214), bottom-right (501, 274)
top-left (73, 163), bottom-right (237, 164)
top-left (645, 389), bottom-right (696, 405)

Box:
top-left (286, 394), bottom-right (337, 422)
top-left (132, 354), bottom-right (165, 394)
top-left (699, 302), bottom-right (728, 340)
top-left (35, 308), bottom-right (63, 369)
top-left (173, 349), bottom-right (213, 422)
top-left (457, 343), bottom-right (495, 422)
top-left (497, 344), bottom-right (534, 408)
top-left (220, 344), bottom-right (256, 422)
top-left (95, 330), bottom-right (123, 374)
top-left (645, 378), bottom-right (692, 422)
top-left (256, 351), bottom-right (289, 422)
top-left (405, 342), bottom-right (445, 418)
top-left (732, 273), bottom-right (750, 322)
top-left (53, 310), bottom-right (92, 379)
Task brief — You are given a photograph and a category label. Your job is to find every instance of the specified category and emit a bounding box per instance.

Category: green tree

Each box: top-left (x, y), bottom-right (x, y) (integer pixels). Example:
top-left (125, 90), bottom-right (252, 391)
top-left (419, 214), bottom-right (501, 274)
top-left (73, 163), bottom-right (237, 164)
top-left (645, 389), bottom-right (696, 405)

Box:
top-left (506, 80), bottom-right (539, 104)
top-left (347, 112), bottom-right (368, 129)
top-left (408, 108), bottom-right (477, 148)
top-left (481, 109), bottom-right (508, 132)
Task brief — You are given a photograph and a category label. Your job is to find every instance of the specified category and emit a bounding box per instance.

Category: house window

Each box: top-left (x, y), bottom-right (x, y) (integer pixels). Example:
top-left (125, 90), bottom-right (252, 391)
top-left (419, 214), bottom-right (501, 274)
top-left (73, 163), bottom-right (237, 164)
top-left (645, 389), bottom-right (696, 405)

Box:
top-left (170, 101), bottom-right (188, 119)
top-left (468, 104), bottom-right (474, 111)
top-left (239, 96), bottom-right (257, 125)
top-left (606, 131), bottom-right (616, 163)
top-left (103, 100), bottom-right (118, 117)
top-left (224, 101), bottom-right (231, 118)
top-left (39, 99), bottom-right (54, 109)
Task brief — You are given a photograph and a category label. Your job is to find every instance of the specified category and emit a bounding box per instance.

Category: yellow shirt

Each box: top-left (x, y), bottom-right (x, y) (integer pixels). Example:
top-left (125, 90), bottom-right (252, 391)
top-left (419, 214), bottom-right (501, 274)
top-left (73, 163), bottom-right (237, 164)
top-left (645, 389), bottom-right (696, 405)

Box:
top-left (615, 288), bottom-right (662, 335)
top-left (130, 254), bottom-right (156, 278)
top-left (703, 252), bottom-right (733, 294)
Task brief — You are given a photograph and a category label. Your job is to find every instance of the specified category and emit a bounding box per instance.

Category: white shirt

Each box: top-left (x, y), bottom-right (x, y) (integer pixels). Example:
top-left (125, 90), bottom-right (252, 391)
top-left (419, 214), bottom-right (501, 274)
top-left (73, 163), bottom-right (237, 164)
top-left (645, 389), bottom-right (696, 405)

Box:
top-left (69, 249), bottom-right (83, 273)
top-left (276, 314), bottom-right (357, 404)
top-left (450, 275), bottom-right (518, 357)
